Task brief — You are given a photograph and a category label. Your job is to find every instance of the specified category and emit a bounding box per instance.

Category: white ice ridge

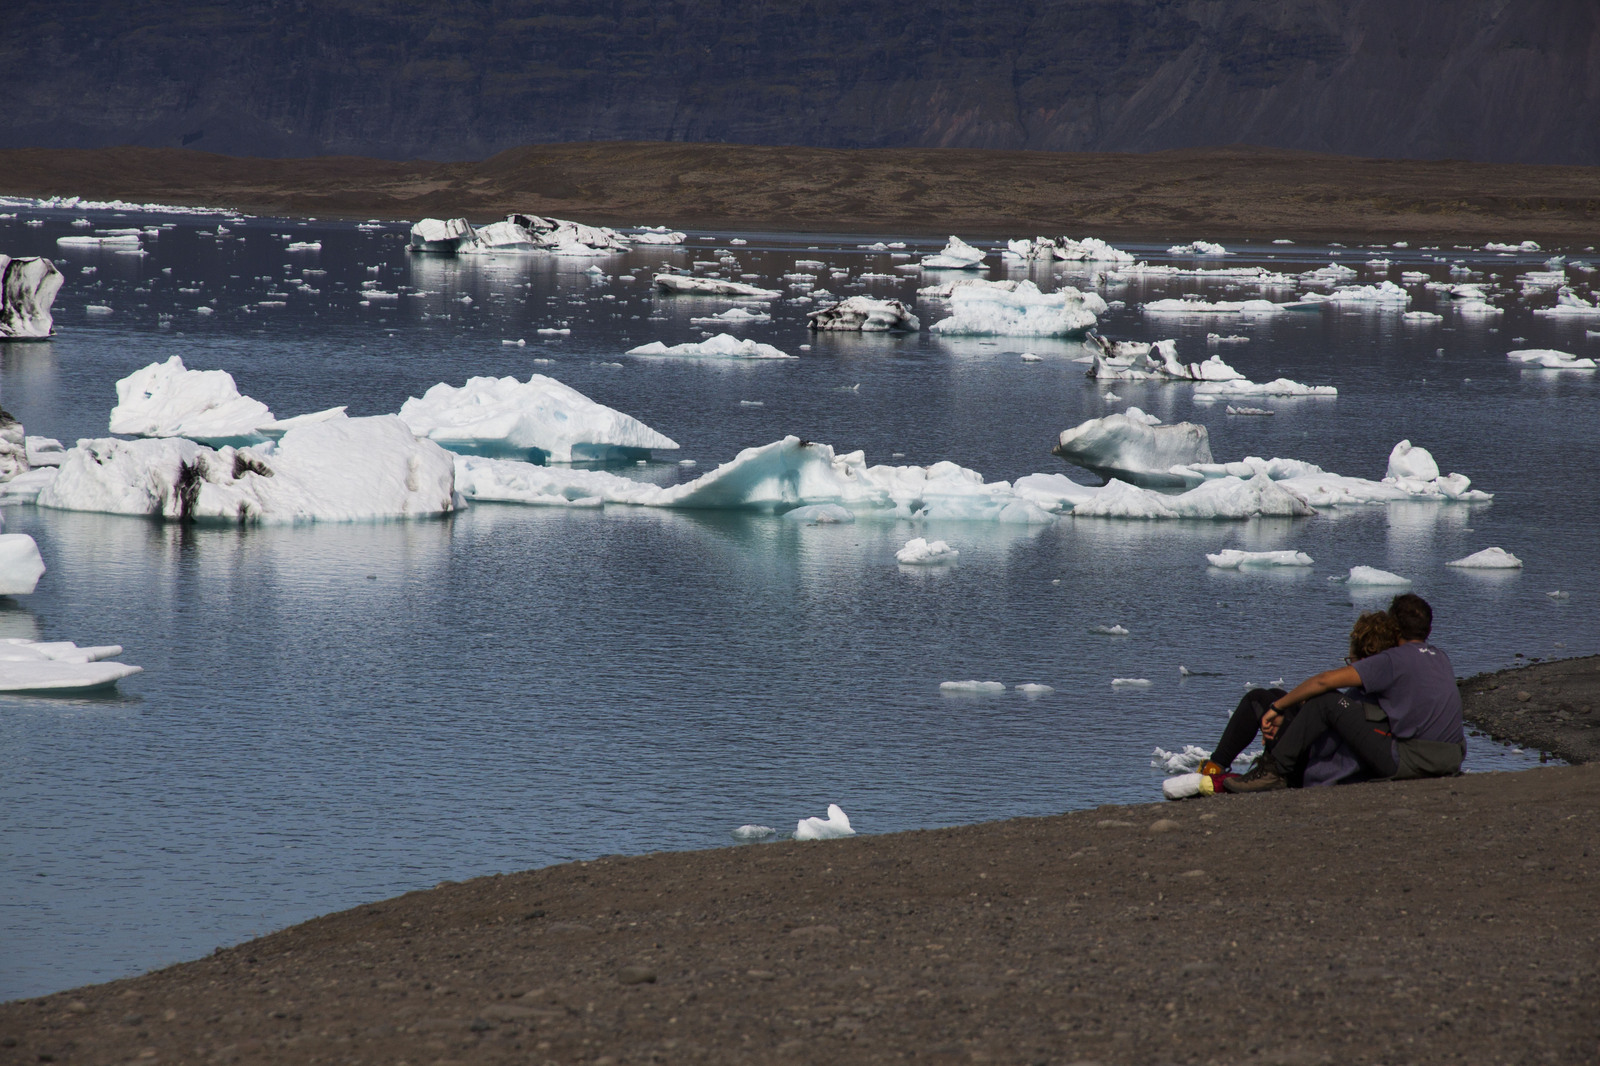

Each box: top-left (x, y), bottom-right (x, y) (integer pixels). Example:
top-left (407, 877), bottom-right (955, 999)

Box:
top-left (627, 334), bottom-right (795, 360)
top-left (1142, 296), bottom-right (1308, 315)
top-left (896, 537), bottom-right (958, 565)
top-left (1191, 378), bottom-right (1337, 401)
top-left (408, 214), bottom-right (659, 256)
top-left (1299, 281), bottom-right (1411, 307)
top-left (807, 297), bottom-right (919, 331)
top-left (920, 235), bottom-right (986, 269)
top-left (397, 374), bottom-right (679, 463)
top-left (1052, 409), bottom-right (1213, 487)
top-left (1342, 566), bottom-right (1411, 587)
top-left (38, 417), bottom-right (458, 524)
top-left (1205, 549), bottom-right (1314, 569)
top-left (1, 194), bottom-right (237, 216)
top-left (929, 281), bottom-right (1106, 337)
top-left (794, 804), bottom-right (855, 840)
top-left (55, 234), bottom-right (141, 248)
top-left (1447, 546), bottom-right (1523, 569)
top-left (1002, 236), bottom-right (1133, 263)
top-left (940, 680), bottom-right (1006, 694)
top-left (1485, 240), bottom-right (1541, 253)
top-left (0, 256), bottom-right (64, 338)
top-left (0, 638), bottom-right (142, 693)
top-left (688, 307), bottom-right (771, 326)
top-left (1167, 241), bottom-right (1227, 255)
top-left (0, 534), bottom-right (46, 594)
top-left (109, 357), bottom-right (347, 445)
top-left (1507, 348), bottom-right (1597, 369)
top-left (652, 273), bottom-right (781, 298)
top-left (1086, 337), bottom-right (1244, 382)
top-left (1107, 263), bottom-right (1297, 286)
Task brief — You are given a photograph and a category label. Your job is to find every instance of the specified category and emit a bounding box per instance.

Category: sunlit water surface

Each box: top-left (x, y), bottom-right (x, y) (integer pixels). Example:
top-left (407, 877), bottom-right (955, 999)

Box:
top-left (1, 210), bottom-right (1593, 999)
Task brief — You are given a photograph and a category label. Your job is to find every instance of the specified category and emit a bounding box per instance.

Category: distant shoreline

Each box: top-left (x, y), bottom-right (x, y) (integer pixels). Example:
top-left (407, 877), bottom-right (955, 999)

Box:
top-left (4, 141), bottom-right (1600, 244)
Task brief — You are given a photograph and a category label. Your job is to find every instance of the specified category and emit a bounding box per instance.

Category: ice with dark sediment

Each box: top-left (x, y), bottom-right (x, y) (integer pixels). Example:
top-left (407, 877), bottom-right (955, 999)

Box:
top-left (1003, 236), bottom-right (1133, 263)
top-left (806, 297), bottom-right (919, 331)
top-left (1086, 337), bottom-right (1244, 382)
top-left (653, 273), bottom-right (781, 298)
top-left (0, 256), bottom-right (64, 339)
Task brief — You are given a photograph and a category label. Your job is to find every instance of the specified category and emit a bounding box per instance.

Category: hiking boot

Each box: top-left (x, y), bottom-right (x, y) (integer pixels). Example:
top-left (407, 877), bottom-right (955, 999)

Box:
top-left (1222, 758), bottom-right (1288, 793)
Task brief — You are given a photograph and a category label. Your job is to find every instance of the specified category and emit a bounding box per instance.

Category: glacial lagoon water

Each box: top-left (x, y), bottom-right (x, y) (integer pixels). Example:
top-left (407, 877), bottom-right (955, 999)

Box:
top-left (2, 208), bottom-right (1595, 1001)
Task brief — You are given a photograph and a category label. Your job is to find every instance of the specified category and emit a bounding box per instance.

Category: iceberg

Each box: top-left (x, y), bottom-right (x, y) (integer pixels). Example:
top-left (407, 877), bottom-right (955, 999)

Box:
top-left (1086, 337), bottom-right (1245, 382)
top-left (929, 281), bottom-right (1105, 337)
top-left (38, 417), bottom-right (458, 524)
top-left (1299, 281), bottom-right (1411, 307)
top-left (920, 236), bottom-right (986, 269)
top-left (1381, 440), bottom-right (1489, 501)
top-left (110, 357), bottom-right (275, 445)
top-left (55, 234), bottom-right (140, 248)
top-left (627, 228), bottom-right (687, 245)
top-left (0, 638), bottom-right (142, 693)
top-left (1447, 546), bottom-right (1522, 569)
top-left (408, 215), bottom-right (636, 256)
top-left (1073, 474), bottom-right (1313, 520)
top-left (0, 408), bottom-right (31, 481)
top-left (627, 334), bottom-right (795, 360)
top-left (0, 534), bottom-right (46, 594)
top-left (397, 374), bottom-right (679, 463)
top-left (1343, 566), bottom-right (1411, 587)
top-left (407, 217), bottom-right (475, 252)
top-left (1109, 263), bottom-right (1297, 286)
top-left (1142, 297), bottom-right (1306, 315)
top-left (940, 680), bottom-right (1006, 694)
top-left (1052, 410), bottom-right (1212, 487)
top-left (1206, 549), bottom-right (1314, 569)
top-left (896, 537), bottom-right (958, 565)
top-left (1507, 349), bottom-right (1596, 370)
top-left (1533, 288), bottom-right (1600, 317)
top-left (1192, 378), bottom-right (1337, 401)
top-left (0, 256), bottom-right (64, 339)
top-left (688, 308), bottom-right (771, 326)
top-left (1484, 241), bottom-right (1541, 253)
top-left (1015, 683), bottom-right (1055, 696)
top-left (807, 297), bottom-right (919, 332)
top-left (653, 274), bottom-right (781, 298)
top-left (1300, 263), bottom-right (1358, 282)
top-left (794, 804), bottom-right (855, 840)
top-left (1168, 241), bottom-right (1226, 255)
top-left (1003, 236), bottom-right (1133, 263)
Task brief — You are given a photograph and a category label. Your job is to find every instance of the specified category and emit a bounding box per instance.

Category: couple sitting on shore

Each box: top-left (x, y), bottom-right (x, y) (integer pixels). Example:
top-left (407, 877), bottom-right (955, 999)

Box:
top-left (1206, 592), bottom-right (1466, 792)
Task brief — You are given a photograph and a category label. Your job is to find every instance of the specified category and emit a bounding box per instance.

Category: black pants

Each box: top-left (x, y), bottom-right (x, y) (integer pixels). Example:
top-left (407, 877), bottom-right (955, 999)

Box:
top-left (1269, 692), bottom-right (1398, 779)
top-left (1212, 688), bottom-right (1287, 770)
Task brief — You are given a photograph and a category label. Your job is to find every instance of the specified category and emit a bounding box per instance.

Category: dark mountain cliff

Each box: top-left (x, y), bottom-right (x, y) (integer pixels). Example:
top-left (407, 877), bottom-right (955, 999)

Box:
top-left (4, 0), bottom-right (1597, 164)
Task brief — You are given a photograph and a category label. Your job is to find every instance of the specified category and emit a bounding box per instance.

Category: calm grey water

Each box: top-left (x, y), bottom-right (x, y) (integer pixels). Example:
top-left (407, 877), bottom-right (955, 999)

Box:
top-left (1, 208), bottom-right (1593, 1001)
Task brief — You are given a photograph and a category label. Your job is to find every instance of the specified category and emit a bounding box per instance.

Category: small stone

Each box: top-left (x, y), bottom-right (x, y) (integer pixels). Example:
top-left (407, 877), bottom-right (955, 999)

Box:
top-left (1516, 691), bottom-right (1532, 702)
top-left (618, 966), bottom-right (657, 985)
top-left (1180, 869), bottom-right (1207, 878)
top-left (746, 969), bottom-right (777, 980)
top-left (121, 1014), bottom-right (145, 1026)
top-left (1148, 819), bottom-right (1181, 834)
top-left (66, 1001), bottom-right (88, 1014)
top-left (469, 1018), bottom-right (494, 1032)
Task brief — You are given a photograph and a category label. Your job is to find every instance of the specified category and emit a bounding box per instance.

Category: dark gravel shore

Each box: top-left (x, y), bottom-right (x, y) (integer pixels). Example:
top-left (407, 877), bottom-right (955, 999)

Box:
top-left (4, 142), bottom-right (1600, 243)
top-left (1461, 655), bottom-right (1600, 766)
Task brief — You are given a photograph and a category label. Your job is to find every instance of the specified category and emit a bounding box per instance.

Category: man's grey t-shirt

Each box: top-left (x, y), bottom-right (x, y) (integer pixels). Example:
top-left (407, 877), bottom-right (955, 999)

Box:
top-left (1353, 642), bottom-right (1465, 746)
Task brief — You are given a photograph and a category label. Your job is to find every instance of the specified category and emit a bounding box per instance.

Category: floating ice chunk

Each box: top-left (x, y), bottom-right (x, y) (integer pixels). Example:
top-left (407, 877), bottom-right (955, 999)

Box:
top-left (1384, 440), bottom-right (1437, 481)
top-left (929, 281), bottom-right (1104, 337)
top-left (1548, 590), bottom-right (1570, 599)
top-left (1402, 311), bottom-right (1443, 322)
top-left (1532, 288), bottom-right (1600, 317)
top-left (807, 297), bottom-right (919, 332)
top-left (1168, 241), bottom-right (1226, 255)
top-left (1507, 348), bottom-right (1596, 369)
top-left (1192, 378), bottom-right (1336, 401)
top-left (1020, 352), bottom-right (1042, 362)
top-left (1447, 546), bottom-right (1523, 569)
top-left (398, 374), bottom-right (678, 463)
top-left (1343, 566), bottom-right (1411, 587)
top-left (627, 334), bottom-right (795, 360)
top-left (1206, 549), bottom-right (1314, 568)
top-left (918, 277), bottom-right (1020, 299)
top-left (0, 534), bottom-right (46, 594)
top-left (940, 680), bottom-right (1005, 694)
top-left (407, 217), bottom-right (474, 251)
top-left (0, 638), bottom-right (142, 692)
top-left (921, 236), bottom-right (986, 269)
top-left (1454, 299), bottom-right (1503, 317)
top-left (1225, 405), bottom-right (1274, 416)
top-left (1087, 337), bottom-right (1244, 382)
top-left (1112, 677), bottom-right (1153, 687)
top-left (286, 241), bottom-right (321, 252)
top-left (784, 503), bottom-right (855, 524)
top-left (896, 537), bottom-right (959, 565)
top-left (1090, 624), bottom-right (1130, 635)
top-left (794, 804), bottom-right (855, 840)
top-left (85, 304), bottom-right (112, 314)
top-left (653, 274), bottom-right (780, 298)
top-left (24, 436), bottom-right (65, 467)
top-left (1004, 236), bottom-right (1134, 263)
top-left (40, 418), bottom-right (458, 524)
top-left (56, 234), bottom-right (140, 247)
top-left (1152, 744), bottom-right (1227, 773)
top-left (732, 825), bottom-right (775, 840)
top-left (1300, 281), bottom-right (1411, 307)
top-left (1053, 411), bottom-right (1211, 487)
top-left (1300, 263), bottom-right (1358, 282)
top-left (1484, 240), bottom-right (1541, 253)
top-left (1015, 683), bottom-right (1055, 697)
top-left (1142, 297), bottom-right (1304, 315)
top-left (0, 256), bottom-right (64, 338)
top-left (110, 356), bottom-right (275, 444)
top-left (689, 307), bottom-right (773, 326)
top-left (1207, 333), bottom-right (1250, 345)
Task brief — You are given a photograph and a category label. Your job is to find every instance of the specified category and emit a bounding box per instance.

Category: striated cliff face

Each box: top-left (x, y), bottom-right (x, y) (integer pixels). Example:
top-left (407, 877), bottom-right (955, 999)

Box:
top-left (3, 0), bottom-right (1597, 164)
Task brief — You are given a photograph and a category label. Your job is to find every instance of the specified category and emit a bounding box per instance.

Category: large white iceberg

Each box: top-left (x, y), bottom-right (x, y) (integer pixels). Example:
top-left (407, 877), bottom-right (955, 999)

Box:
top-left (1381, 440), bottom-right (1489, 501)
top-left (1447, 546), bottom-right (1522, 569)
top-left (921, 236), bottom-right (986, 269)
top-left (627, 334), bottom-right (795, 360)
top-left (397, 374), bottom-right (679, 463)
top-left (408, 214), bottom-right (634, 256)
top-left (110, 357), bottom-right (275, 444)
top-left (1004, 236), bottom-right (1133, 264)
top-left (1506, 349), bottom-right (1596, 369)
top-left (807, 297), bottom-right (919, 332)
top-left (929, 281), bottom-right (1105, 337)
top-left (38, 417), bottom-right (458, 524)
top-left (1300, 281), bottom-right (1411, 307)
top-left (1205, 549), bottom-right (1314, 568)
top-left (0, 638), bottom-right (141, 693)
top-left (653, 274), bottom-right (781, 298)
top-left (0, 256), bottom-right (64, 339)
top-left (1052, 410), bottom-right (1213, 487)
top-left (0, 534), bottom-right (46, 594)
top-left (1087, 337), bottom-right (1245, 382)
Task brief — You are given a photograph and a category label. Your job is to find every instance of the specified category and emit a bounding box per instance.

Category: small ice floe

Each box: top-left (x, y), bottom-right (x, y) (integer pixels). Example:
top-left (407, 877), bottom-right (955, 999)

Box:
top-left (85, 304), bottom-right (113, 314)
top-left (0, 256), bottom-right (64, 338)
top-left (1168, 241), bottom-right (1227, 255)
top-left (653, 274), bottom-right (780, 298)
top-left (1402, 311), bottom-right (1443, 323)
top-left (678, 459), bottom-right (697, 467)
top-left (1087, 337), bottom-right (1243, 382)
top-left (732, 824), bottom-right (775, 841)
top-left (1340, 566), bottom-right (1412, 587)
top-left (1142, 296), bottom-right (1305, 315)
top-left (286, 241), bottom-right (321, 252)
top-left (0, 534), bottom-right (46, 594)
top-left (940, 680), bottom-right (1005, 695)
top-left (1206, 549), bottom-right (1314, 569)
top-left (784, 503), bottom-right (854, 524)
top-left (1299, 281), bottom-right (1411, 307)
top-left (1447, 547), bottom-right (1523, 569)
top-left (0, 638), bottom-right (143, 693)
top-left (1533, 288), bottom-right (1600, 318)
top-left (56, 234), bottom-right (140, 248)
top-left (1506, 348), bottom-right (1596, 370)
top-left (1380, 440), bottom-right (1490, 501)
top-left (502, 338), bottom-right (526, 347)
top-left (1548, 591), bottom-right (1570, 599)
top-left (1015, 683), bottom-right (1055, 697)
top-left (920, 236), bottom-right (986, 270)
top-left (1178, 665), bottom-right (1191, 676)
top-left (627, 334), bottom-right (794, 360)
top-left (896, 537), bottom-right (959, 565)
top-left (689, 307), bottom-right (772, 326)
top-left (1300, 262), bottom-right (1358, 282)
top-left (1020, 352), bottom-right (1042, 362)
top-left (1090, 624), bottom-right (1130, 636)
top-left (1192, 377), bottom-right (1336, 401)
top-left (1484, 240), bottom-right (1541, 253)
top-left (536, 327), bottom-right (571, 336)
top-left (794, 804), bottom-right (855, 840)
top-left (929, 281), bottom-right (1104, 337)
top-left (739, 400), bottom-right (764, 407)
top-left (1153, 744), bottom-right (1233, 773)
top-left (1225, 405), bottom-right (1274, 416)
top-left (1112, 677), bottom-right (1153, 687)
top-left (806, 297), bottom-right (918, 332)
top-left (1003, 236), bottom-right (1134, 263)
top-left (1206, 333), bottom-right (1250, 345)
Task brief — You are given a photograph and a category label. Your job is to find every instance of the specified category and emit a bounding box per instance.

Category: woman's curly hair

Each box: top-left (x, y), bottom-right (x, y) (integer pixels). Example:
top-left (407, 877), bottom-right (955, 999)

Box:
top-left (1349, 610), bottom-right (1402, 662)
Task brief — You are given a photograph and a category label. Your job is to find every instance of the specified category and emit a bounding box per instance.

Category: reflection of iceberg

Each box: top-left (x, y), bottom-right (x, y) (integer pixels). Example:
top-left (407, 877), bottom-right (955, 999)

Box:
top-left (398, 374), bottom-right (679, 463)
top-left (0, 638), bottom-right (141, 693)
top-left (929, 281), bottom-right (1104, 337)
top-left (110, 357), bottom-right (345, 446)
top-left (37, 417), bottom-right (458, 524)
top-left (0, 256), bottom-right (64, 339)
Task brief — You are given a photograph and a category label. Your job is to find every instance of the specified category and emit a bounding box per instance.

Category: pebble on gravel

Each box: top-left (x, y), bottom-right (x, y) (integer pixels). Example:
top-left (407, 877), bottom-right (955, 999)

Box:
top-left (1148, 819), bottom-right (1182, 833)
top-left (618, 966), bottom-right (657, 985)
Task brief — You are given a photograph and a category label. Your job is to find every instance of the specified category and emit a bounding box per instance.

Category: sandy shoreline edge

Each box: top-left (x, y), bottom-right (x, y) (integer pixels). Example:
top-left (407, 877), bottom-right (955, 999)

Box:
top-left (5, 142), bottom-right (1600, 243)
